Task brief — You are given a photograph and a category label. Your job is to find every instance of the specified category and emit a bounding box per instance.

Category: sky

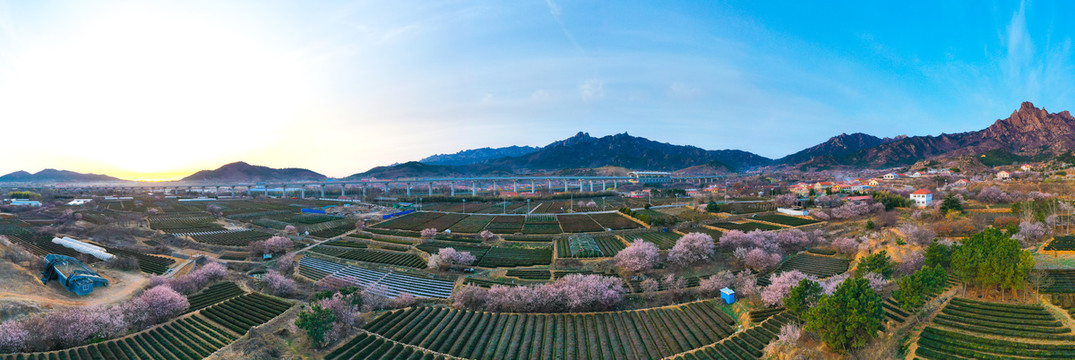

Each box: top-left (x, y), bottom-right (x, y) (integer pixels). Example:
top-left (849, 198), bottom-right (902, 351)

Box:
top-left (1, 1), bottom-right (1073, 180)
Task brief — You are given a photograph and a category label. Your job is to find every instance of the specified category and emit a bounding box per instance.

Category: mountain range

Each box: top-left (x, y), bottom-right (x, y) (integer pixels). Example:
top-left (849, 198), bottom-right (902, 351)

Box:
top-left (181, 162), bottom-right (327, 182)
top-left (0, 169), bottom-right (121, 183)
top-left (4, 102), bottom-right (1072, 183)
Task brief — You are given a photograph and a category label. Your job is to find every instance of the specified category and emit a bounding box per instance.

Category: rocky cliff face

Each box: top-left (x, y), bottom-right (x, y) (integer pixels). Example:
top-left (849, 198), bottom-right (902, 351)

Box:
top-left (786, 102), bottom-right (1075, 168)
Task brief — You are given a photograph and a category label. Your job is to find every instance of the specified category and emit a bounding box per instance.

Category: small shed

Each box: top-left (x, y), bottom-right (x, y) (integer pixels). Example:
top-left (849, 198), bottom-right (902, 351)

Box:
top-left (41, 254), bottom-right (109, 296)
top-left (720, 287), bottom-right (735, 304)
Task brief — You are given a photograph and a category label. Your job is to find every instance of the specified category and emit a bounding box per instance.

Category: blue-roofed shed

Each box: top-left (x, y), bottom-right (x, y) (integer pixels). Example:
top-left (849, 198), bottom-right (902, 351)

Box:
top-left (41, 254), bottom-right (109, 296)
top-left (720, 287), bottom-right (735, 304)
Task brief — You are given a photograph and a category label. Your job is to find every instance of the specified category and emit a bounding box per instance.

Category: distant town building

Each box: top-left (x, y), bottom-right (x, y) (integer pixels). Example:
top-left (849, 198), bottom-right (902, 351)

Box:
top-left (952, 179), bottom-right (970, 187)
top-left (882, 173), bottom-right (899, 180)
top-left (8, 199), bottom-right (41, 207)
top-left (910, 189), bottom-right (933, 208)
top-left (67, 199), bottom-right (93, 206)
top-left (996, 170), bottom-right (1011, 180)
top-left (1021, 164), bottom-right (1034, 171)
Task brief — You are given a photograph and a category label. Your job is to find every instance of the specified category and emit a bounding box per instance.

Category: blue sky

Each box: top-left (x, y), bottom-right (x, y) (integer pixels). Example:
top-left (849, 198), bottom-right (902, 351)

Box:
top-left (0, 0), bottom-right (1071, 179)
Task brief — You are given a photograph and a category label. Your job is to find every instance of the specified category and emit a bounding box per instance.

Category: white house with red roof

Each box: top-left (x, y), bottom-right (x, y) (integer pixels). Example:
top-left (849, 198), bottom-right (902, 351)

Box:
top-left (910, 189), bottom-right (933, 208)
top-left (1021, 164), bottom-right (1033, 171)
top-left (996, 170), bottom-right (1011, 180)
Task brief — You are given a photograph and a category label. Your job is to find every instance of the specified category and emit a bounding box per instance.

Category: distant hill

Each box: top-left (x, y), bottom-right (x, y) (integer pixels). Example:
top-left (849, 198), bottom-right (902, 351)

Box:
top-left (779, 102), bottom-right (1075, 168)
top-left (350, 132), bottom-right (772, 178)
top-left (181, 162), bottom-right (327, 182)
top-left (0, 169), bottom-right (122, 183)
top-left (486, 132), bottom-right (771, 172)
top-left (777, 133), bottom-right (893, 169)
top-left (420, 145), bottom-right (539, 166)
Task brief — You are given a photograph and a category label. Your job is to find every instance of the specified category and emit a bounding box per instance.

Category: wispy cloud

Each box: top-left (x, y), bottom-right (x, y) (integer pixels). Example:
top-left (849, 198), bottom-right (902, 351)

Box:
top-left (544, 0), bottom-right (583, 53)
top-left (579, 78), bottom-right (604, 102)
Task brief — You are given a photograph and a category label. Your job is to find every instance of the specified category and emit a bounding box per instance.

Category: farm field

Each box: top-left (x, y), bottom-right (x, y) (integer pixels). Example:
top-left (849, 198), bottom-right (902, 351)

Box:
top-left (310, 245), bottom-right (426, 268)
top-left (1041, 270), bottom-right (1075, 293)
top-left (0, 289), bottom-right (290, 360)
top-left (200, 292), bottom-right (294, 335)
top-left (187, 229), bottom-right (272, 246)
top-left (668, 311), bottom-right (800, 360)
top-left (360, 299), bottom-right (737, 360)
top-left (589, 212), bottom-right (644, 230)
top-left (557, 214), bottom-right (604, 233)
top-left (298, 256), bottom-right (455, 298)
top-left (556, 234), bottom-right (626, 258)
top-left (185, 281), bottom-right (244, 313)
top-left (148, 213), bottom-right (224, 233)
top-left (325, 331), bottom-right (450, 360)
top-left (485, 216), bottom-right (524, 234)
top-left (102, 246), bottom-right (176, 275)
top-left (620, 230), bottom-right (681, 249)
top-left (448, 215), bottom-right (495, 233)
top-left (505, 269), bottom-right (551, 280)
top-left (752, 214), bottom-right (820, 227)
top-left (769, 253), bottom-right (849, 280)
top-left (477, 246), bottom-right (553, 268)
top-left (0, 316), bottom-right (237, 360)
top-left (1045, 235), bottom-right (1075, 251)
top-left (709, 221), bottom-right (782, 232)
top-left (915, 298), bottom-right (1075, 359)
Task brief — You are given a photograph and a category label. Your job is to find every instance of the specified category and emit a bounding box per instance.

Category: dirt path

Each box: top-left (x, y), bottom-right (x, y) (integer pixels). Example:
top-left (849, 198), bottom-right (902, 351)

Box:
top-left (0, 264), bottom-right (148, 308)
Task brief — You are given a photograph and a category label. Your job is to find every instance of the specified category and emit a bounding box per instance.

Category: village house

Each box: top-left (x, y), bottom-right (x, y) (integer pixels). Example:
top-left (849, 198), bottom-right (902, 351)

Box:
top-left (996, 170), bottom-right (1011, 180)
top-left (910, 189), bottom-right (933, 208)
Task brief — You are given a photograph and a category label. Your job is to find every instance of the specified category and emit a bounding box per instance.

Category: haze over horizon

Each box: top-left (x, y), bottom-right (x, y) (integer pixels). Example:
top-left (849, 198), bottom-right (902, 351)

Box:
top-left (1, 0), bottom-right (1073, 179)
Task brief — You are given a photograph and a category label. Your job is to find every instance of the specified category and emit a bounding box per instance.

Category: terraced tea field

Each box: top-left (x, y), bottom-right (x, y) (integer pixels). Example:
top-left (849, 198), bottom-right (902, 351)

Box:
top-left (915, 298), bottom-right (1075, 359)
top-left (752, 214), bottom-right (820, 227)
top-left (358, 300), bottom-right (736, 360)
top-left (621, 230), bottom-right (681, 249)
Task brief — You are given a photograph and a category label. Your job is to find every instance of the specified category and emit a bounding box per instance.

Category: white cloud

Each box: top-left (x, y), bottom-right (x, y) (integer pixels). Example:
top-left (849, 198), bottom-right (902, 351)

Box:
top-left (545, 0), bottom-right (561, 18)
top-left (668, 82), bottom-right (703, 100)
top-left (579, 78), bottom-right (605, 102)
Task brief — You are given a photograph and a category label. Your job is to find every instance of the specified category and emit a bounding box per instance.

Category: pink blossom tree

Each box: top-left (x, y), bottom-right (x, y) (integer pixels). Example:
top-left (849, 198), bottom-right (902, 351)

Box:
top-left (761, 271), bottom-right (814, 307)
top-left (1013, 220), bottom-right (1049, 245)
top-left (864, 272), bottom-right (886, 293)
top-left (819, 273), bottom-right (849, 295)
top-left (734, 270), bottom-right (759, 298)
top-left (420, 228), bottom-right (437, 239)
top-left (698, 271), bottom-right (735, 296)
top-left (450, 274), bottom-right (626, 313)
top-left (206, 205), bottom-right (223, 216)
top-left (640, 278), bottom-right (659, 294)
top-left (389, 293), bottom-right (417, 308)
top-left (427, 247), bottom-right (476, 270)
top-left (898, 251), bottom-right (924, 276)
top-left (284, 225), bottom-right (298, 235)
top-left (614, 240), bottom-right (660, 275)
top-left (124, 285), bottom-right (189, 329)
top-left (832, 237), bottom-right (859, 255)
top-left (354, 219), bottom-right (366, 230)
top-left (668, 232), bottom-right (715, 267)
top-left (451, 285), bottom-right (488, 309)
top-left (739, 248), bottom-right (782, 271)
top-left (774, 193), bottom-right (798, 207)
top-left (899, 224), bottom-right (936, 246)
top-left (263, 270), bottom-right (297, 296)
top-left (977, 186), bottom-right (1011, 203)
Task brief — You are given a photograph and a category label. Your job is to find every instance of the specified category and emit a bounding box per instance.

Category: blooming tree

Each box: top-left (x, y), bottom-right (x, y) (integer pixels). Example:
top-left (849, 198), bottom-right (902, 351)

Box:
top-left (667, 232), bottom-right (715, 267)
top-left (427, 247), bottom-right (476, 270)
top-left (699, 271), bottom-right (735, 296)
top-left (206, 205), bottom-right (223, 216)
top-left (420, 228), bottom-right (437, 239)
top-left (761, 271), bottom-right (814, 307)
top-left (250, 236), bottom-right (293, 257)
top-left (774, 193), bottom-right (798, 207)
top-left (977, 186), bottom-right (1012, 204)
top-left (1012, 220), bottom-right (1049, 245)
top-left (832, 237), bottom-right (859, 255)
top-left (899, 224), bottom-right (936, 246)
top-left (125, 285), bottom-right (189, 329)
top-left (263, 270), bottom-right (297, 296)
top-left (451, 274), bottom-right (627, 313)
top-left (898, 251), bottom-right (925, 276)
top-left (738, 248), bottom-right (782, 271)
top-left (284, 225), bottom-right (298, 235)
top-left (734, 271), bottom-right (759, 297)
top-left (640, 278), bottom-right (659, 294)
top-left (614, 240), bottom-right (660, 275)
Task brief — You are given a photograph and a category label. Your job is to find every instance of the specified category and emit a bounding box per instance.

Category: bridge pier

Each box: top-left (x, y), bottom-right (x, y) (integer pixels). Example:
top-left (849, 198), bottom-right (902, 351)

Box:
top-left (579, 179), bottom-right (584, 192)
top-left (564, 180), bottom-right (568, 192)
top-left (341, 185), bottom-right (346, 197)
top-left (530, 179), bottom-right (535, 193)
top-left (428, 182), bottom-right (433, 196)
top-left (589, 180), bottom-right (593, 192)
top-left (450, 181), bottom-right (455, 196)
top-left (406, 183), bottom-right (412, 197)
top-left (472, 181), bottom-right (477, 196)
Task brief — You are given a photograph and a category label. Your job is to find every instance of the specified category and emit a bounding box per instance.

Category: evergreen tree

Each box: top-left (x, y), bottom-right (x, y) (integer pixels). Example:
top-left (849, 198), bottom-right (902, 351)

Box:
top-left (804, 277), bottom-right (884, 352)
top-left (784, 278), bottom-right (822, 316)
top-left (295, 304), bottom-right (337, 347)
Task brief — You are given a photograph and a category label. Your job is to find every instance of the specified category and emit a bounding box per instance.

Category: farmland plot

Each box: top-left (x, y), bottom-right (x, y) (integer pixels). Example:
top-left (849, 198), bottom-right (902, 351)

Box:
top-left (621, 230), bottom-right (681, 250)
top-left (188, 229), bottom-right (272, 246)
top-left (915, 298), bottom-right (1075, 359)
top-left (753, 214), bottom-right (820, 227)
top-left (558, 214), bottom-right (604, 233)
top-left (772, 253), bottom-right (849, 279)
top-left (667, 311), bottom-right (800, 360)
top-left (590, 212), bottom-right (644, 230)
top-left (360, 299), bottom-right (736, 360)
